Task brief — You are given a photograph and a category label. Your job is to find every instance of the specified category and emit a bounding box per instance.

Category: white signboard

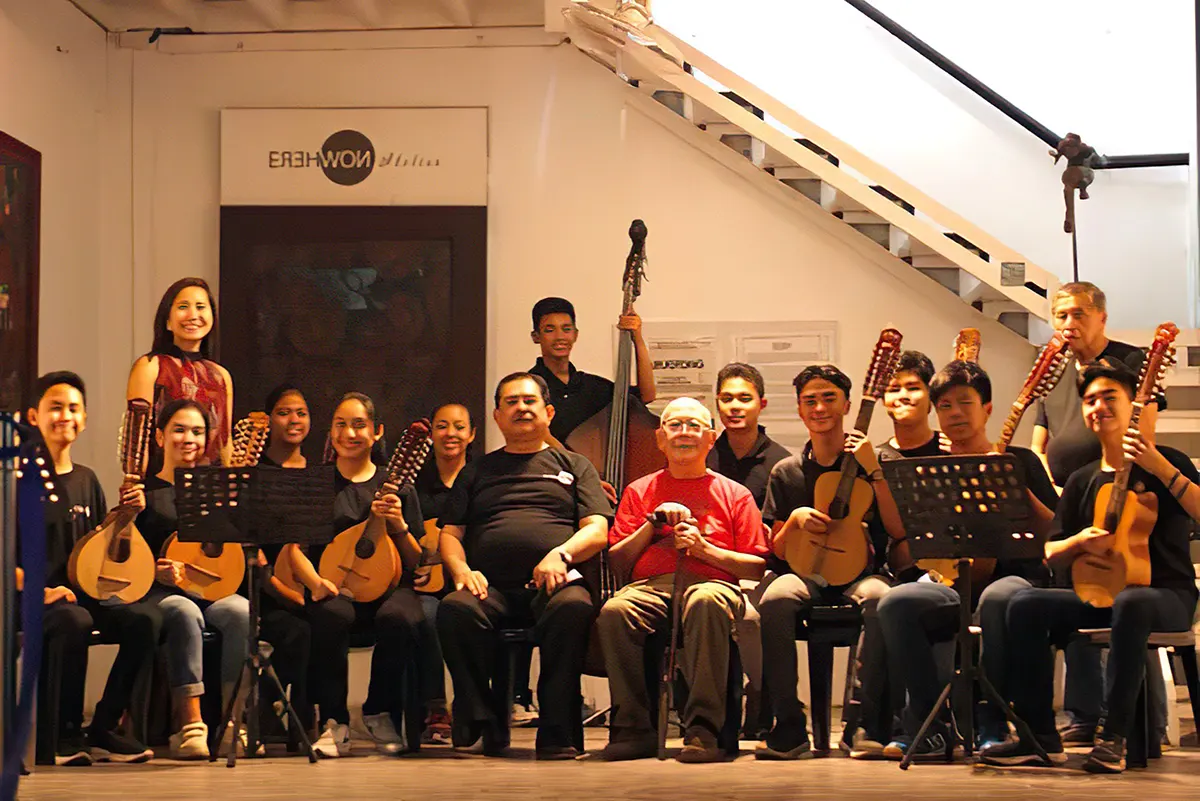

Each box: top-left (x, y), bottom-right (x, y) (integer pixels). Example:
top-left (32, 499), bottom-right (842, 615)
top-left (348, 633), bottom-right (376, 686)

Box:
top-left (220, 107), bottom-right (488, 206)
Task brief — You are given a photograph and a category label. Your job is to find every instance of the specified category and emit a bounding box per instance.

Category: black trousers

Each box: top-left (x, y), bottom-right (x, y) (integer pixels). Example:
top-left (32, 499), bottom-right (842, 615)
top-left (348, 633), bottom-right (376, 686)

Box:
top-left (436, 583), bottom-right (594, 748)
top-left (1006, 586), bottom-right (1193, 738)
top-left (258, 593), bottom-right (312, 729)
top-left (39, 601), bottom-right (94, 736)
top-left (306, 587), bottom-right (422, 725)
top-left (78, 596), bottom-right (162, 732)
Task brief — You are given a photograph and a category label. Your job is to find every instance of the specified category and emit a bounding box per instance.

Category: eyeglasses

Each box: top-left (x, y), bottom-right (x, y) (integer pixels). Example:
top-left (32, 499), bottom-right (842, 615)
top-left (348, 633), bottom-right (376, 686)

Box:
top-left (662, 419), bottom-right (710, 434)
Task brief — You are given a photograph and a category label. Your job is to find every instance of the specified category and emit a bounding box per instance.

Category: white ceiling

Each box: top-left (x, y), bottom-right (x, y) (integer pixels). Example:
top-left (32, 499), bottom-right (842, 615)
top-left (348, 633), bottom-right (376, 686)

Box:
top-left (68, 0), bottom-right (548, 34)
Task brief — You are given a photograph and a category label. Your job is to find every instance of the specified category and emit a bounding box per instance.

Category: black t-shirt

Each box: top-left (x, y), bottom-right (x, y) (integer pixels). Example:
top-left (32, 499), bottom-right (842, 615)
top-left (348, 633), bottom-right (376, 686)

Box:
top-left (439, 447), bottom-right (613, 590)
top-left (529, 357), bottom-right (640, 444)
top-left (136, 475), bottom-right (177, 555)
top-left (415, 460), bottom-right (454, 525)
top-left (36, 465), bottom-right (107, 589)
top-left (1035, 340), bottom-right (1161, 486)
top-left (988, 446), bottom-right (1059, 584)
top-left (877, 434), bottom-right (943, 461)
top-left (705, 426), bottom-right (793, 510)
top-left (306, 468), bottom-right (424, 579)
top-left (1050, 445), bottom-right (1198, 604)
top-left (762, 443), bottom-right (890, 580)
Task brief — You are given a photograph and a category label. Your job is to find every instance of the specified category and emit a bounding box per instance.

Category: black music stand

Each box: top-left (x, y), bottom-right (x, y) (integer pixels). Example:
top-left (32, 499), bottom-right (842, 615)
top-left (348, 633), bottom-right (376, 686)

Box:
top-left (175, 464), bottom-right (335, 766)
top-left (881, 454), bottom-right (1050, 769)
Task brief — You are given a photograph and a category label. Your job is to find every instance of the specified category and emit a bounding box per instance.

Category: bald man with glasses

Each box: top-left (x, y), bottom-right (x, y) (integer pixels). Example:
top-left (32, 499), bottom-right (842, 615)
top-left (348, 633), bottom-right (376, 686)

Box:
top-left (597, 398), bottom-right (769, 763)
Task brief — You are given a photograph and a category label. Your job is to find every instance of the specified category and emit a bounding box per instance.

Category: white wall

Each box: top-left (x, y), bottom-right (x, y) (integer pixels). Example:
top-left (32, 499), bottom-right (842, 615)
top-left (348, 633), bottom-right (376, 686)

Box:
top-left (0, 0), bottom-right (131, 482)
top-left (121, 34), bottom-right (1039, 461)
top-left (654, 0), bottom-right (1196, 330)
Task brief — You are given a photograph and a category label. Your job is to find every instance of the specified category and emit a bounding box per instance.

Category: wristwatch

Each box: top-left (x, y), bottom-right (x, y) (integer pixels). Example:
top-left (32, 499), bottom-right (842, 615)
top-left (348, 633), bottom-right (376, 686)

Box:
top-left (869, 468), bottom-right (885, 483)
top-left (555, 548), bottom-right (573, 566)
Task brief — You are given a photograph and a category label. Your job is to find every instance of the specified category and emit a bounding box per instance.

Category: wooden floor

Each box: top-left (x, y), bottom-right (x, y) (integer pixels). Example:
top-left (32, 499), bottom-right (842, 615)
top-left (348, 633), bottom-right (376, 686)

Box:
top-left (18, 729), bottom-right (1200, 801)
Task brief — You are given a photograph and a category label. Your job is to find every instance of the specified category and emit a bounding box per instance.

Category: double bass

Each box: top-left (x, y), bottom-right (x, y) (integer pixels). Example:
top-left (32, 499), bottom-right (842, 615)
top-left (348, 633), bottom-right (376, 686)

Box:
top-left (566, 220), bottom-right (665, 497)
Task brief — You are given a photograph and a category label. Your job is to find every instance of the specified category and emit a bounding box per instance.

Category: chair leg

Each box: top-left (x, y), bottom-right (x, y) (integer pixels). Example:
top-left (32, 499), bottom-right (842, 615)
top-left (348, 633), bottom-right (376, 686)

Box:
top-left (1158, 648), bottom-right (1179, 748)
top-left (807, 641), bottom-right (834, 754)
top-left (1178, 645), bottom-right (1200, 743)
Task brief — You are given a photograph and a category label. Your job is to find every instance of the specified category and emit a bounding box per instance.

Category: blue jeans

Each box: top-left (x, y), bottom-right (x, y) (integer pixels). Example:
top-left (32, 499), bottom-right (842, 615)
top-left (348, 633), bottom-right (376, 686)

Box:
top-left (150, 587), bottom-right (250, 701)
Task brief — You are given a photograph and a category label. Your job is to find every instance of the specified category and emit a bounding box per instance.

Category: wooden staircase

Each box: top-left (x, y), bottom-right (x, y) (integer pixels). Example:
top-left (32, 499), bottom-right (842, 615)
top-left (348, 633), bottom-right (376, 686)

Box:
top-left (559, 2), bottom-right (1060, 343)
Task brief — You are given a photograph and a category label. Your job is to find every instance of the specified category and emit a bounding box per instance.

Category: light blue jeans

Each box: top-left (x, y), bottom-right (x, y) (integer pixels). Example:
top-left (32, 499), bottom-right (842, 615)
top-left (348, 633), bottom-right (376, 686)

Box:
top-left (149, 586), bottom-right (250, 701)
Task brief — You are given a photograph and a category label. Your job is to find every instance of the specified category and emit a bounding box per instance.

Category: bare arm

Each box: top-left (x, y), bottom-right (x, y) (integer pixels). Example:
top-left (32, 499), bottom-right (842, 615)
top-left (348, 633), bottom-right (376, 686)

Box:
top-left (126, 355), bottom-right (159, 402)
top-left (609, 519), bottom-right (655, 579)
top-left (560, 514), bottom-right (609, 564)
top-left (685, 536), bottom-right (765, 581)
top-left (283, 543), bottom-right (322, 592)
top-left (439, 524), bottom-right (471, 584)
top-left (632, 328), bottom-right (657, 404)
top-left (217, 364), bottom-right (234, 465)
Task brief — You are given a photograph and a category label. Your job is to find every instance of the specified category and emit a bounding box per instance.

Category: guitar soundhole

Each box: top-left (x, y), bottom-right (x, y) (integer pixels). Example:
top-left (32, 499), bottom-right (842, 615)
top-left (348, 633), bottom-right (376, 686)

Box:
top-left (354, 539), bottom-right (377, 560)
top-left (201, 542), bottom-right (223, 559)
top-left (828, 500), bottom-right (846, 520)
top-left (112, 538), bottom-right (131, 564)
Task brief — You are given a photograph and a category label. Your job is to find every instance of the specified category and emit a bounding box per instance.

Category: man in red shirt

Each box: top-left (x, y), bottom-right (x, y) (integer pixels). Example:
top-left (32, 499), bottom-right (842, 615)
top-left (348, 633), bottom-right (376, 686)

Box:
top-left (597, 397), bottom-right (769, 763)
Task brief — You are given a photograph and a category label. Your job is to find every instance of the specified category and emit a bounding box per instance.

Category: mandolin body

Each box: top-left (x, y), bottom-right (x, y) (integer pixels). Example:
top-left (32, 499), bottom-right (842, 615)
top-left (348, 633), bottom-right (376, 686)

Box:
top-left (1072, 483), bottom-right (1155, 608)
top-left (785, 472), bottom-right (873, 587)
top-left (319, 516), bottom-right (402, 603)
top-left (162, 534), bottom-right (246, 601)
top-left (68, 512), bottom-right (155, 603)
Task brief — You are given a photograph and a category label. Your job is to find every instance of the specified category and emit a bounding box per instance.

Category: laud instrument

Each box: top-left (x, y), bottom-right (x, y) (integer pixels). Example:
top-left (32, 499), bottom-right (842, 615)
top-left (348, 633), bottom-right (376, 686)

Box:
top-left (785, 328), bottom-right (902, 586)
top-left (1072, 323), bottom-right (1177, 608)
top-left (68, 399), bottom-right (157, 603)
top-left (161, 412), bottom-right (269, 601)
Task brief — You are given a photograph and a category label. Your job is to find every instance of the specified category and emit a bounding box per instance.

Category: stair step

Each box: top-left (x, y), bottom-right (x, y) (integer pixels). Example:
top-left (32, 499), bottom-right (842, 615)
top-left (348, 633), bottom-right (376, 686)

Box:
top-left (779, 177), bottom-right (823, 204)
top-left (849, 222), bottom-right (891, 249)
top-left (917, 267), bottom-right (962, 295)
top-left (652, 89), bottom-right (692, 120)
top-left (718, 132), bottom-right (765, 166)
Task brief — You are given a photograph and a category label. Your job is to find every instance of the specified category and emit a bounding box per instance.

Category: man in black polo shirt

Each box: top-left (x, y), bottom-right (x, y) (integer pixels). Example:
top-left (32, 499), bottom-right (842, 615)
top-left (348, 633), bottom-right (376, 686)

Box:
top-left (436, 372), bottom-right (612, 760)
top-left (877, 350), bottom-right (943, 461)
top-left (528, 296), bottom-right (656, 449)
top-left (705, 362), bottom-right (791, 738)
top-left (1030, 281), bottom-right (1165, 743)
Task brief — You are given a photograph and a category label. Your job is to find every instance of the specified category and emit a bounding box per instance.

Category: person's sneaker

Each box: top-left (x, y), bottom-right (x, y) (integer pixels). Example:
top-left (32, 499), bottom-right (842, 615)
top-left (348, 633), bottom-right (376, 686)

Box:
top-left (601, 728), bottom-right (657, 761)
top-left (313, 719), bottom-right (351, 758)
top-left (978, 721), bottom-right (1011, 751)
top-left (86, 726), bottom-right (153, 764)
top-left (676, 725), bottom-right (722, 763)
top-left (906, 731), bottom-right (964, 762)
top-left (755, 719), bottom-right (813, 761)
top-left (421, 710), bottom-right (452, 745)
top-left (54, 732), bottom-right (92, 767)
top-left (168, 721), bottom-right (210, 760)
top-left (356, 712), bottom-right (405, 756)
top-left (1083, 735), bottom-right (1125, 774)
top-left (1059, 723), bottom-right (1097, 746)
top-left (839, 728), bottom-right (885, 760)
top-left (511, 702), bottom-right (539, 727)
top-left (882, 739), bottom-right (909, 761)
top-left (979, 735), bottom-right (1067, 767)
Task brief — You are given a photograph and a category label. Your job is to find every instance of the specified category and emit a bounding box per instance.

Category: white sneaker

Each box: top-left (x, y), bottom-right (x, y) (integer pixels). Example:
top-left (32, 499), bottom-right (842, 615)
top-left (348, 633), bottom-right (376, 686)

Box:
top-left (169, 721), bottom-right (210, 760)
top-left (356, 712), bottom-right (405, 755)
top-left (313, 719), bottom-right (351, 759)
top-left (511, 702), bottom-right (539, 727)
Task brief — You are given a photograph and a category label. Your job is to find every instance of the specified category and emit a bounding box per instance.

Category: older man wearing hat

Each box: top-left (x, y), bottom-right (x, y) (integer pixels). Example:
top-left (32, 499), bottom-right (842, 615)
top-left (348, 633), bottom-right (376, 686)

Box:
top-left (597, 397), bottom-right (769, 763)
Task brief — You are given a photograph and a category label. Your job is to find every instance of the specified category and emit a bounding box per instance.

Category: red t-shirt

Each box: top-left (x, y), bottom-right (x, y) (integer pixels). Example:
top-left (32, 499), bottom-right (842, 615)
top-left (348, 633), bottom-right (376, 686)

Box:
top-left (611, 469), bottom-right (768, 583)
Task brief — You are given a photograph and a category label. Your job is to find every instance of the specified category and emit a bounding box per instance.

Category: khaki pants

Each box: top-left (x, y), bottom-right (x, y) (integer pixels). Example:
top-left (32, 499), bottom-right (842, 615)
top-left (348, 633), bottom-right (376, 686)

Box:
top-left (597, 573), bottom-right (745, 733)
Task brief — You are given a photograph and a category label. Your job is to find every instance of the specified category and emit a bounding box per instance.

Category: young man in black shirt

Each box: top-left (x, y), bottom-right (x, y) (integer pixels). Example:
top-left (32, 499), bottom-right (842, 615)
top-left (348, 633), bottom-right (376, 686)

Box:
top-left (22, 371), bottom-right (158, 765)
top-left (981, 361), bottom-right (1199, 773)
top-left (436, 372), bottom-right (612, 760)
top-left (877, 351), bottom-right (943, 461)
top-left (877, 361), bottom-right (1057, 759)
top-left (1030, 281), bottom-right (1163, 743)
top-left (528, 296), bottom-right (656, 450)
top-left (705, 362), bottom-right (790, 739)
top-left (756, 365), bottom-right (907, 760)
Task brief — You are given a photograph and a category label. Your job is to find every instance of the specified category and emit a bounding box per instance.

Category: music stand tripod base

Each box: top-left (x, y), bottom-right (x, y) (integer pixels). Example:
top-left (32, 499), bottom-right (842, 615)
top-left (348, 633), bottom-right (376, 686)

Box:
top-left (175, 465), bottom-right (335, 766)
top-left (881, 455), bottom-right (1051, 770)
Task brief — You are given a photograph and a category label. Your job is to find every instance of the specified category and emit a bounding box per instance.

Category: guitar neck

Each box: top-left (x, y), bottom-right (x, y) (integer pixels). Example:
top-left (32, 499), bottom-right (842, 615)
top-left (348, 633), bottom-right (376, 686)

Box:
top-left (994, 403), bottom-right (1026, 454)
top-left (1104, 405), bottom-right (1144, 529)
top-left (831, 398), bottom-right (877, 514)
top-left (603, 330), bottom-right (636, 488)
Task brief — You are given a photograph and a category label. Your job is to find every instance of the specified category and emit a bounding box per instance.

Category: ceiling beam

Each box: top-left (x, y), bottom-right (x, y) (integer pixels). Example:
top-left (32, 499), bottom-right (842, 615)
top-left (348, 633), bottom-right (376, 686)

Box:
top-left (437, 0), bottom-right (474, 27)
top-left (245, 0), bottom-right (290, 30)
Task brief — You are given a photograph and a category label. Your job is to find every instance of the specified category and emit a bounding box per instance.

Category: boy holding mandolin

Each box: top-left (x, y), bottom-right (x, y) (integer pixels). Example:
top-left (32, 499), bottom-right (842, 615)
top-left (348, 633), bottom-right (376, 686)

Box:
top-left (982, 349), bottom-right (1199, 774)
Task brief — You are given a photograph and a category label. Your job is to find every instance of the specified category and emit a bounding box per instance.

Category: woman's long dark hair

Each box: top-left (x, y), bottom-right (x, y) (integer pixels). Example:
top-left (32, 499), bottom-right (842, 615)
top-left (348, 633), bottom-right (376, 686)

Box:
top-left (324, 391), bottom-right (388, 465)
top-left (150, 277), bottom-right (219, 359)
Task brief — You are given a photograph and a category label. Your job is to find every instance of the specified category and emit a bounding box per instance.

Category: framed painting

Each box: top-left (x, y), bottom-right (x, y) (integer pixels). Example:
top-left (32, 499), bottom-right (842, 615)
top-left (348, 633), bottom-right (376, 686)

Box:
top-left (0, 132), bottom-right (41, 413)
top-left (219, 206), bottom-right (487, 464)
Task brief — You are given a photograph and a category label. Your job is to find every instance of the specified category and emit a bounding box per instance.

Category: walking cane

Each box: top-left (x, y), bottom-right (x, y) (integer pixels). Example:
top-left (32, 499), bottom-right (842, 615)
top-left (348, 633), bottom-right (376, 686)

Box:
top-left (647, 510), bottom-right (694, 760)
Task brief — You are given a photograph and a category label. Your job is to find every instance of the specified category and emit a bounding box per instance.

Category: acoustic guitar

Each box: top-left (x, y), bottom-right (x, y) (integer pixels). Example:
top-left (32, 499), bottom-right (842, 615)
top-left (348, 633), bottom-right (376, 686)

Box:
top-left (413, 519), bottom-right (445, 595)
top-left (921, 331), bottom-right (1071, 586)
top-left (68, 399), bottom-right (157, 603)
top-left (1072, 323), bottom-right (1177, 608)
top-left (317, 419), bottom-right (432, 602)
top-left (785, 328), bottom-right (902, 586)
top-left (953, 327), bottom-right (981, 364)
top-left (160, 412), bottom-right (269, 601)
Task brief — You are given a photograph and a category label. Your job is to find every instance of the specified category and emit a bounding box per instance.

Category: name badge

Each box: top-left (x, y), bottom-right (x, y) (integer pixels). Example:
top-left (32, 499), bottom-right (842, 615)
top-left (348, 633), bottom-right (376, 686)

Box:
top-left (542, 471), bottom-right (576, 486)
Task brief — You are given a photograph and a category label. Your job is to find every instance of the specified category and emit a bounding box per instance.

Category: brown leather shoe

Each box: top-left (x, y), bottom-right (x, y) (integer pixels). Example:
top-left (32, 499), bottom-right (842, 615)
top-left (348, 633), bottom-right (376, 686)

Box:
top-left (601, 729), bottom-right (657, 761)
top-left (676, 725), bottom-right (722, 763)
